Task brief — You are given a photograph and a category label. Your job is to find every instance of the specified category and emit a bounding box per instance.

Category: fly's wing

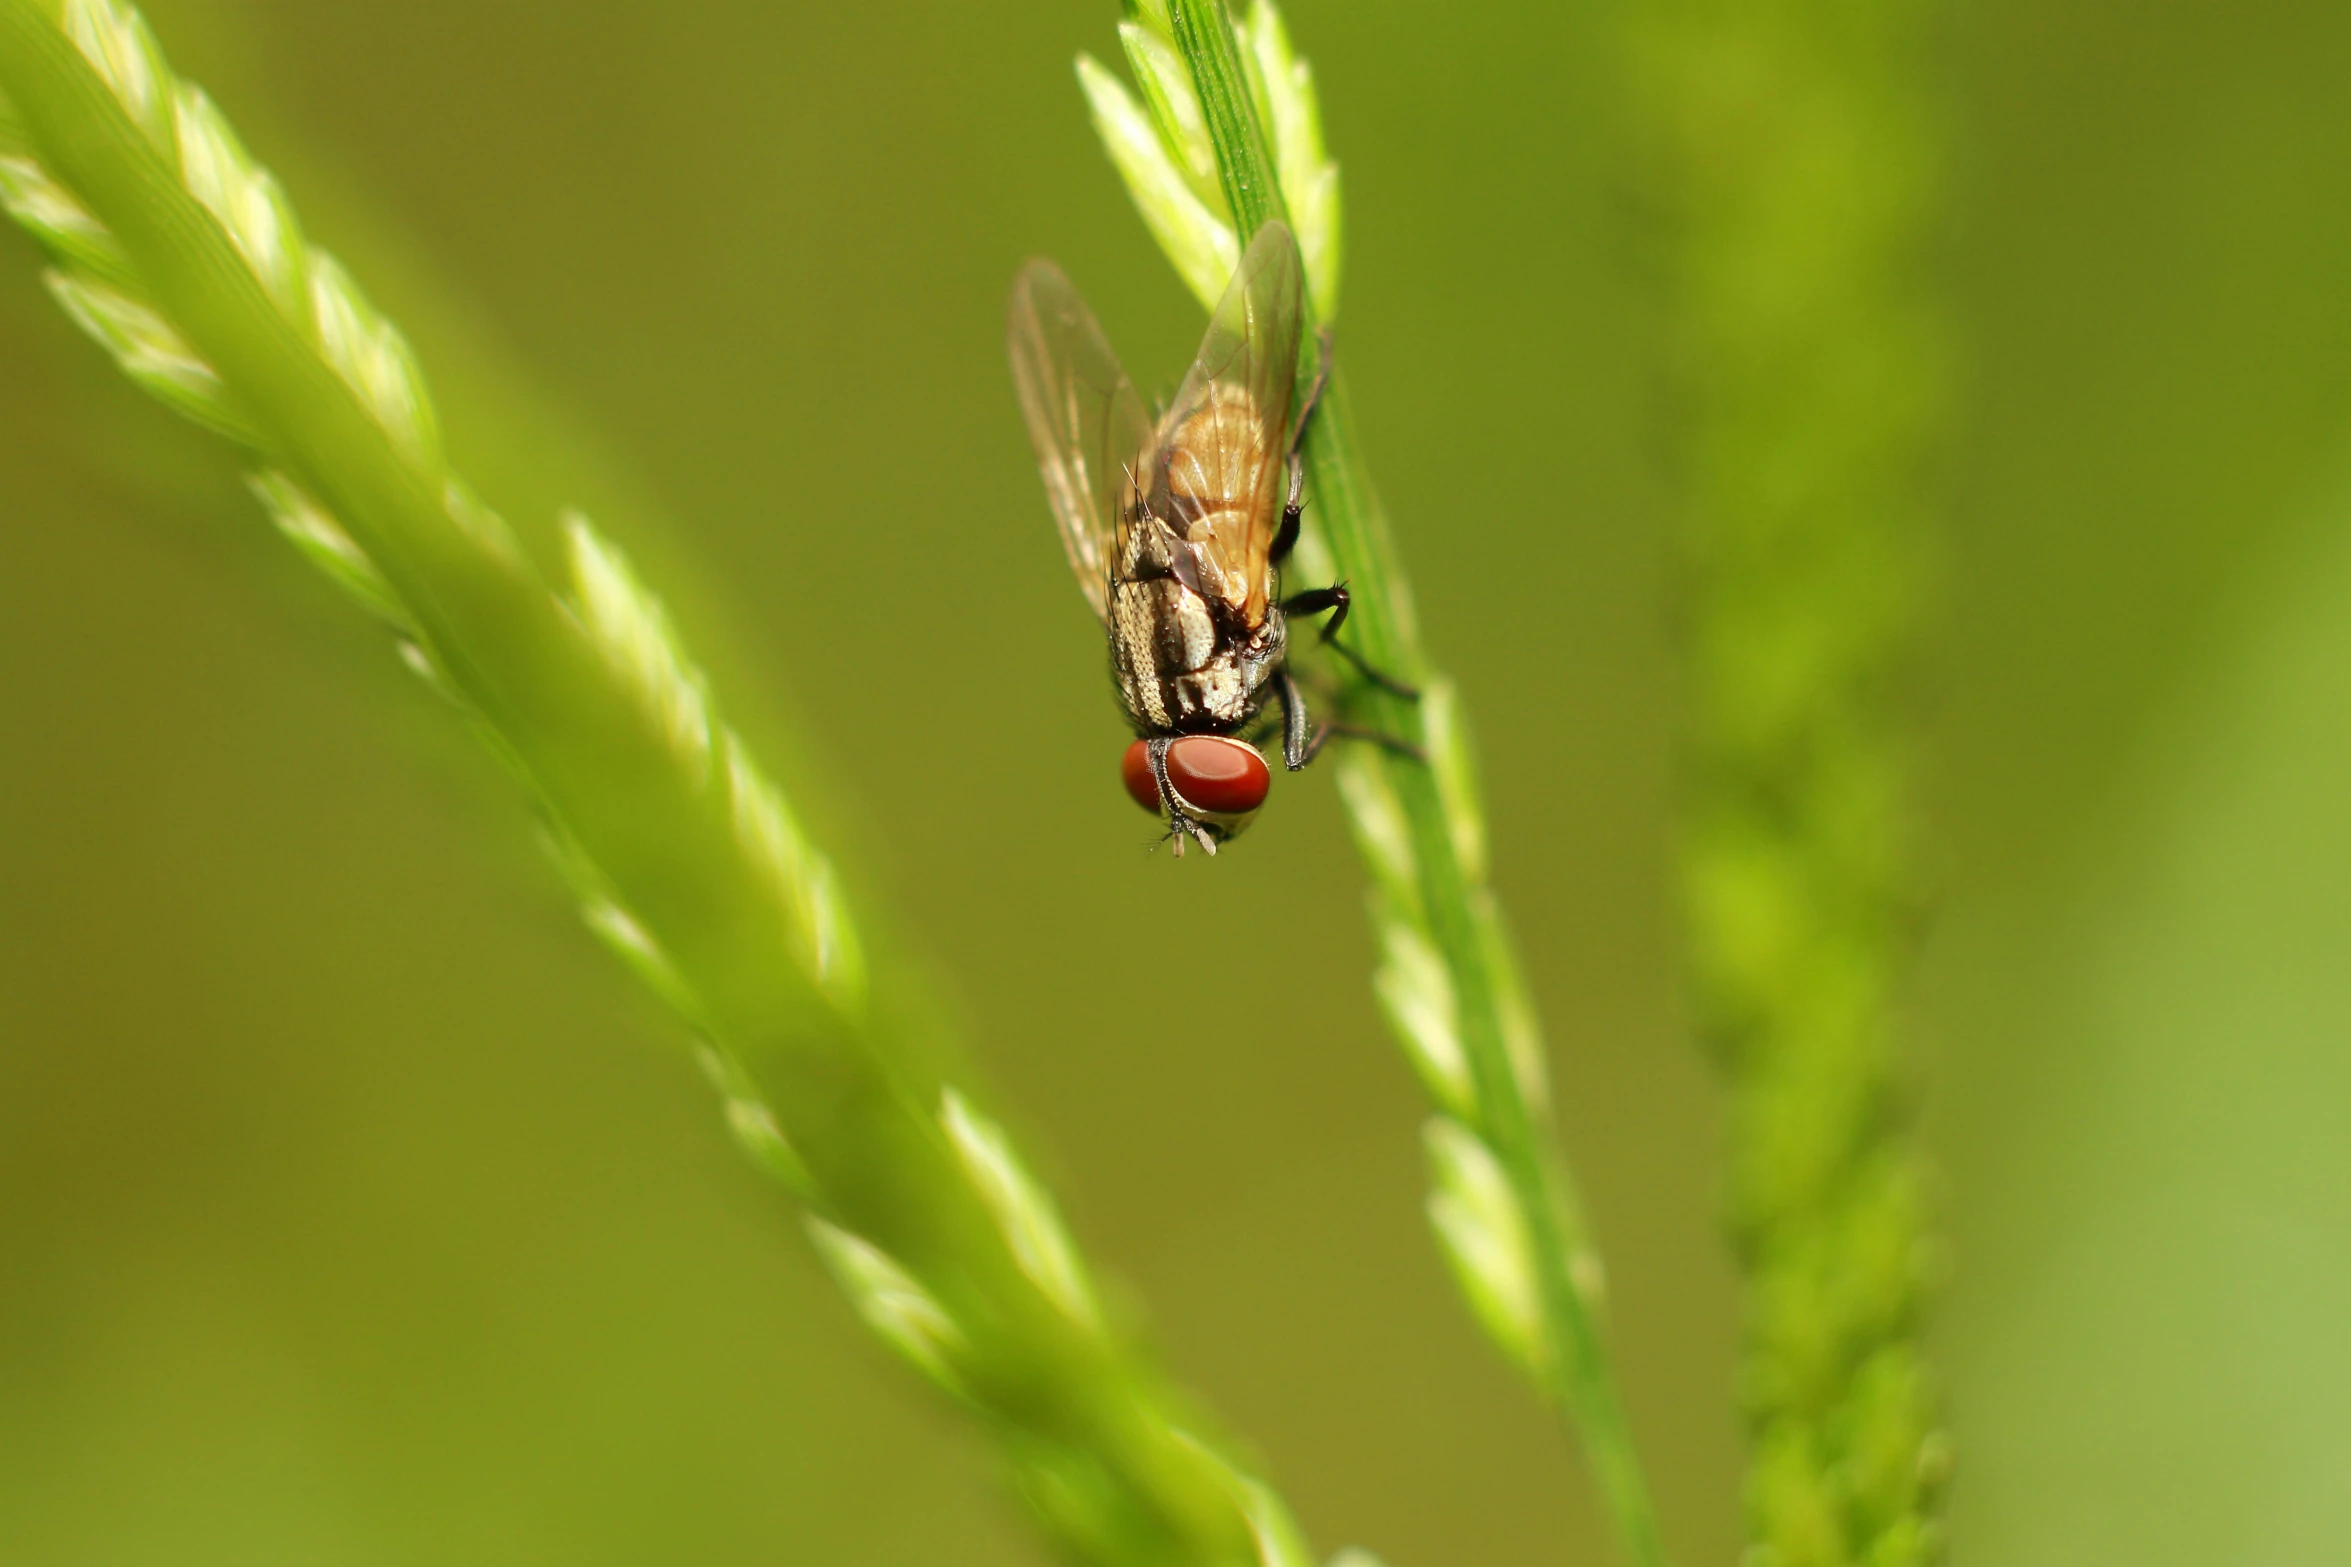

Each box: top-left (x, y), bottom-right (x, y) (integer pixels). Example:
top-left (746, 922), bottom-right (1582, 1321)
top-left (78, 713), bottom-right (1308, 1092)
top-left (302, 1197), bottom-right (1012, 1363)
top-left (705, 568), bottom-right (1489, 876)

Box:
top-left (1148, 221), bottom-right (1305, 626)
top-left (1008, 260), bottom-right (1152, 623)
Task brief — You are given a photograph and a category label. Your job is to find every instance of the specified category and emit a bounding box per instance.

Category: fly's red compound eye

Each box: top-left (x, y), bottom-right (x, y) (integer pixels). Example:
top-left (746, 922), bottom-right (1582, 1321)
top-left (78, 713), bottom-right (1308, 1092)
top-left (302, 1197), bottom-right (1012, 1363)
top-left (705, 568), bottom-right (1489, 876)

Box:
top-left (1120, 740), bottom-right (1161, 814)
top-left (1119, 736), bottom-right (1272, 817)
top-left (1166, 736), bottom-right (1270, 815)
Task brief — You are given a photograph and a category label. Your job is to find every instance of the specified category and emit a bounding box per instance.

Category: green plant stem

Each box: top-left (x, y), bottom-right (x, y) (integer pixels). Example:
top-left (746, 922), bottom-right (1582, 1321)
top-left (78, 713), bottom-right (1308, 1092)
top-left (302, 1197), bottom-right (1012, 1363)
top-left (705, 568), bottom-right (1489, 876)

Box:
top-left (0, 4), bottom-right (1298, 1562)
top-left (1163, 6), bottom-right (1669, 1565)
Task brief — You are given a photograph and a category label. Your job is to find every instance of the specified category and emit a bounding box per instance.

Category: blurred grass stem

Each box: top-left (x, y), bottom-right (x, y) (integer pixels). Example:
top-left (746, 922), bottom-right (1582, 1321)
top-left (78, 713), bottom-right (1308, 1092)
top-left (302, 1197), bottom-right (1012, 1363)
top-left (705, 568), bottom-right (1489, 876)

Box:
top-left (1639, 0), bottom-right (1953, 1557)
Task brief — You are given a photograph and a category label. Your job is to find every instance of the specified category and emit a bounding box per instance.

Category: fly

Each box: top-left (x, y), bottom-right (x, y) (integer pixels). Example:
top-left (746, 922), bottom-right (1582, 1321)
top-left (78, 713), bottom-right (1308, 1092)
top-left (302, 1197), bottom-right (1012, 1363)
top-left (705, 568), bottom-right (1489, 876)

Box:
top-left (1008, 221), bottom-right (1411, 857)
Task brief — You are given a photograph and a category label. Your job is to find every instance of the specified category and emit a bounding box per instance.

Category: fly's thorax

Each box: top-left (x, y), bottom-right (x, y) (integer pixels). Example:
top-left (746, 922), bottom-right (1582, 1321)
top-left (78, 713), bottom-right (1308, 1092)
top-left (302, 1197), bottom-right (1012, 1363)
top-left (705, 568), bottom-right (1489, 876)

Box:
top-left (1116, 504), bottom-right (1179, 578)
top-left (1111, 576), bottom-right (1207, 728)
top-left (1109, 558), bottom-right (1285, 732)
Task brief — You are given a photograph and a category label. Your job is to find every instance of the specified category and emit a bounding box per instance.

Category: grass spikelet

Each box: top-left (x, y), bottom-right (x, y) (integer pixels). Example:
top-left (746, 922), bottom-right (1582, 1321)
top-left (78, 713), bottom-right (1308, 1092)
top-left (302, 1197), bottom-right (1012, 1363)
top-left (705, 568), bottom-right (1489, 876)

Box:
top-left (806, 1218), bottom-right (971, 1396)
top-left (305, 248), bottom-right (438, 464)
top-left (719, 737), bottom-right (865, 1011)
top-left (941, 1090), bottom-right (1105, 1335)
top-left (1332, 752), bottom-right (1417, 909)
top-left (0, 151), bottom-right (125, 277)
top-left (565, 514), bottom-right (718, 791)
top-left (1235, 0), bottom-right (1339, 312)
top-left (1371, 916), bottom-right (1472, 1121)
top-left (61, 0), bottom-right (167, 146)
top-left (1168, 1431), bottom-right (1316, 1567)
top-left (1119, 19), bottom-right (1220, 202)
top-left (249, 468), bottom-right (407, 628)
top-left (1423, 1117), bottom-right (1542, 1373)
top-left (172, 84), bottom-right (303, 314)
top-left (43, 266), bottom-right (253, 438)
top-left (1077, 50), bottom-right (1237, 313)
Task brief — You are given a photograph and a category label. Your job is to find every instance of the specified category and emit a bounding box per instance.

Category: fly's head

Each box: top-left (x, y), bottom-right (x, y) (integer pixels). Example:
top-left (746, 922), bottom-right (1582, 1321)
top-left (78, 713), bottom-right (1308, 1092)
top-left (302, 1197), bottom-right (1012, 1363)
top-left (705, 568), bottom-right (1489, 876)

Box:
top-left (1119, 735), bottom-right (1269, 858)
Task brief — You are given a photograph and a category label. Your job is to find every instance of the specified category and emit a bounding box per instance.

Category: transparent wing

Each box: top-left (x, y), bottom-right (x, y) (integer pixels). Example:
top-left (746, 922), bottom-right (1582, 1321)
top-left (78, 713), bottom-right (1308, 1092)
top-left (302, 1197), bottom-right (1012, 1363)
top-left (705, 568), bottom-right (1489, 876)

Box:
top-left (1148, 221), bottom-right (1306, 625)
top-left (1008, 260), bottom-right (1152, 622)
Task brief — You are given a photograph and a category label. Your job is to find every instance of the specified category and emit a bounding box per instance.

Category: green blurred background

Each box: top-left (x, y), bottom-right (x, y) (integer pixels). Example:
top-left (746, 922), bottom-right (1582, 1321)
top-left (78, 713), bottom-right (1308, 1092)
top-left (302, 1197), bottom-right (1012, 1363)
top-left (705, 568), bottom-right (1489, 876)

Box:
top-left (5, 0), bottom-right (2351, 1562)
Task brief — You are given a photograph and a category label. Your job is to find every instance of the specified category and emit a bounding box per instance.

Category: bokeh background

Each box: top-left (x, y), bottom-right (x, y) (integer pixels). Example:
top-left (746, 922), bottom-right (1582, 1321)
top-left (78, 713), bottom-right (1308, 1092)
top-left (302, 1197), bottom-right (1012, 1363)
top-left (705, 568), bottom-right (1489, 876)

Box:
top-left (5, 0), bottom-right (2351, 1563)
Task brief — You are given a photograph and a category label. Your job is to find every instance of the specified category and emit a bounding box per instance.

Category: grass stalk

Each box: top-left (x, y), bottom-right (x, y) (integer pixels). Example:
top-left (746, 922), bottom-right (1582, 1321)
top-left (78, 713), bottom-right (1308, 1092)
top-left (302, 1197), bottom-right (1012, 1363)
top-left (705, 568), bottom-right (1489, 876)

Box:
top-left (1086, 6), bottom-right (1669, 1564)
top-left (1635, 0), bottom-right (1954, 1558)
top-left (0, 3), bottom-right (1317, 1562)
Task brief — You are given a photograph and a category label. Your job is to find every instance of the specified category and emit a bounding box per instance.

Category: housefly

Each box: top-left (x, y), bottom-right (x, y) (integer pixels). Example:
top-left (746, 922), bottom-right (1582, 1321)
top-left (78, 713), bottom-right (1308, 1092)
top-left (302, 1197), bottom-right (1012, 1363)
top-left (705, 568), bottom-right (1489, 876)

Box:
top-left (1008, 221), bottom-right (1407, 857)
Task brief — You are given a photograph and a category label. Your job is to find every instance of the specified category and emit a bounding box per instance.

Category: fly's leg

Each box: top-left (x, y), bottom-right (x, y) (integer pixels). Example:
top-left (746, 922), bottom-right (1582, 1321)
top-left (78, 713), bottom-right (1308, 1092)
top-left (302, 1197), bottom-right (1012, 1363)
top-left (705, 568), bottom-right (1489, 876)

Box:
top-left (1276, 667), bottom-right (1424, 772)
top-left (1289, 326), bottom-right (1335, 461)
top-left (1270, 455), bottom-right (1306, 565)
top-left (1301, 719), bottom-right (1428, 768)
top-left (1270, 329), bottom-right (1336, 567)
top-left (1275, 668), bottom-right (1313, 770)
top-left (1281, 583), bottom-right (1421, 699)
top-left (1145, 735), bottom-right (1218, 857)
